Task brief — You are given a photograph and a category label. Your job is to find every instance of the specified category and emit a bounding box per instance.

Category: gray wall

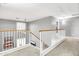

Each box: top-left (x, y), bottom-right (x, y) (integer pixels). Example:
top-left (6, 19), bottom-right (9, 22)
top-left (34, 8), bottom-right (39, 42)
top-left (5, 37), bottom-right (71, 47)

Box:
top-left (65, 17), bottom-right (79, 37)
top-left (0, 20), bottom-right (16, 52)
top-left (29, 16), bottom-right (56, 47)
top-left (26, 22), bottom-right (30, 44)
top-left (0, 20), bottom-right (31, 52)
top-left (0, 20), bottom-right (16, 29)
top-left (65, 20), bottom-right (72, 36)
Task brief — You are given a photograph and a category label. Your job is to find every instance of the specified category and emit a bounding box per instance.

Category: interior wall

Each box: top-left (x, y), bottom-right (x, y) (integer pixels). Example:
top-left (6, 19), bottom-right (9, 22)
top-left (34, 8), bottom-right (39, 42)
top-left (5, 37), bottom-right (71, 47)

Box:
top-left (29, 16), bottom-right (56, 47)
top-left (65, 20), bottom-right (72, 36)
top-left (65, 17), bottom-right (79, 37)
top-left (70, 17), bottom-right (79, 37)
top-left (0, 20), bottom-right (31, 52)
top-left (0, 20), bottom-right (16, 52)
top-left (0, 20), bottom-right (16, 29)
top-left (26, 22), bottom-right (30, 44)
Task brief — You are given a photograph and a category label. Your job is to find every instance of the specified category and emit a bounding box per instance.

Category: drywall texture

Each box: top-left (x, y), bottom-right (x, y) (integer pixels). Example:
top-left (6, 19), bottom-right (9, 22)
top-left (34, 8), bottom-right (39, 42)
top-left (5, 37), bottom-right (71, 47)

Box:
top-left (26, 22), bottom-right (30, 44)
top-left (0, 20), bottom-right (29, 52)
top-left (0, 20), bottom-right (16, 52)
top-left (0, 20), bottom-right (16, 29)
top-left (0, 3), bottom-right (79, 22)
top-left (65, 17), bottom-right (79, 37)
top-left (29, 16), bottom-right (56, 47)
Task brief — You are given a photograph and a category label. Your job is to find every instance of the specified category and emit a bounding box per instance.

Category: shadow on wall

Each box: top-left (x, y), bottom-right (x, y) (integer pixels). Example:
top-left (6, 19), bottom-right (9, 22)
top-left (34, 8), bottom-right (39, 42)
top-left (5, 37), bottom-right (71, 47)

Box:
top-left (65, 17), bottom-right (79, 37)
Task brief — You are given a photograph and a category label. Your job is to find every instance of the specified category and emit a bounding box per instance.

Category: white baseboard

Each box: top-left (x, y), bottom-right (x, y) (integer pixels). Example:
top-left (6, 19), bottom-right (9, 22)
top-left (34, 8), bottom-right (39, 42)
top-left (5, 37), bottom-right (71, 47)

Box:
top-left (0, 44), bottom-right (40, 56)
top-left (0, 44), bottom-right (30, 56)
top-left (41, 38), bottom-right (65, 56)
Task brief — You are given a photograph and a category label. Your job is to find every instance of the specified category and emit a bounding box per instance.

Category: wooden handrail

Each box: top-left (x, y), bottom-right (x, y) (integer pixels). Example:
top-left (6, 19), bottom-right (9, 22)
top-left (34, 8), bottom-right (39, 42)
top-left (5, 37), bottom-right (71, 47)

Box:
top-left (0, 29), bottom-right (40, 40)
top-left (30, 32), bottom-right (40, 40)
top-left (39, 29), bottom-right (64, 32)
top-left (0, 29), bottom-right (30, 32)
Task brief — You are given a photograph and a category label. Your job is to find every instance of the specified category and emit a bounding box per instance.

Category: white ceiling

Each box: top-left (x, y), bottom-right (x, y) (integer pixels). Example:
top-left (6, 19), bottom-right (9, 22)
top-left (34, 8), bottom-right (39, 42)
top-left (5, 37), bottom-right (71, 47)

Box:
top-left (0, 3), bottom-right (79, 22)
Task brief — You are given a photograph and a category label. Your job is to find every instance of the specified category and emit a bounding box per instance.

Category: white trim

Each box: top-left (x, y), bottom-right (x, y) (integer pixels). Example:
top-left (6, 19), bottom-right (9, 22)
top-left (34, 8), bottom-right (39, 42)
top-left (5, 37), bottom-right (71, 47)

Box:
top-left (0, 44), bottom-right (30, 56)
top-left (0, 44), bottom-right (40, 56)
top-left (41, 38), bottom-right (65, 56)
top-left (65, 36), bottom-right (79, 39)
top-left (40, 32), bottom-right (43, 56)
top-left (29, 32), bottom-right (31, 44)
top-left (2, 32), bottom-right (4, 51)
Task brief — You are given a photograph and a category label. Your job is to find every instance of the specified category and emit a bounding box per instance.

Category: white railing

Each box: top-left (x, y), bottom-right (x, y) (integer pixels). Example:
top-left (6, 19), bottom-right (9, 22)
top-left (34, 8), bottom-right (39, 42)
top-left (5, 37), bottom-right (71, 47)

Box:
top-left (29, 32), bottom-right (40, 47)
top-left (39, 29), bottom-right (65, 55)
top-left (0, 29), bottom-right (40, 52)
top-left (0, 29), bottom-right (30, 52)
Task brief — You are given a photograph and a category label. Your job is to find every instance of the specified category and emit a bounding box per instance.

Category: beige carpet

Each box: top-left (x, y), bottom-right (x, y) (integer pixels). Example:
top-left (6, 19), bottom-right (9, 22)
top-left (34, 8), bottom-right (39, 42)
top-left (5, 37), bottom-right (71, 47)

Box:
top-left (46, 37), bottom-right (79, 56)
top-left (4, 46), bottom-right (40, 56)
